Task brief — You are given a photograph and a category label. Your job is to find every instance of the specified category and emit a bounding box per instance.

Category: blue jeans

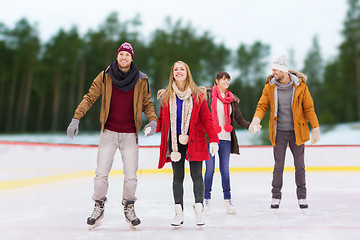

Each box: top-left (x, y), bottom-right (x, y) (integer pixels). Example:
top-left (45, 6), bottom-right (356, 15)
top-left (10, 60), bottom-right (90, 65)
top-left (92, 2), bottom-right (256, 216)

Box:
top-left (204, 140), bottom-right (231, 200)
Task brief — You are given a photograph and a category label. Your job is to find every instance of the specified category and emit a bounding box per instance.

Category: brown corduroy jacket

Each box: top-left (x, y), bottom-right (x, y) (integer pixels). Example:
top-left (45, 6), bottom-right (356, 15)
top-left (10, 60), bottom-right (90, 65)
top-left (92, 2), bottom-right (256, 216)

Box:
top-left (73, 66), bottom-right (157, 136)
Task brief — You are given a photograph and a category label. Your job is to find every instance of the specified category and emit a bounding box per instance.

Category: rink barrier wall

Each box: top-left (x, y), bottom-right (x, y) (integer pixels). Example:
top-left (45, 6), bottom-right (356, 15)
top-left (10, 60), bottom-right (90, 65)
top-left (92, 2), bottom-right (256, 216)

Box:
top-left (1, 141), bottom-right (360, 190)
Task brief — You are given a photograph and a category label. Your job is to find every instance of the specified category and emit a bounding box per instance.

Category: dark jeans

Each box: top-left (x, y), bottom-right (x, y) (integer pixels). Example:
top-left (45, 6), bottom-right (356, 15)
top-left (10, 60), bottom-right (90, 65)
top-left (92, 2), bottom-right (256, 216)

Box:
top-left (272, 130), bottom-right (306, 200)
top-left (204, 140), bottom-right (231, 199)
top-left (171, 137), bottom-right (204, 208)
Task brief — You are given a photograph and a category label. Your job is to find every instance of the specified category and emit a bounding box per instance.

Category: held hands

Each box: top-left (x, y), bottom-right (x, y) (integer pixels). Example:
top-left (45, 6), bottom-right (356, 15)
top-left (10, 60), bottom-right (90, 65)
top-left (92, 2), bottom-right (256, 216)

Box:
top-left (67, 118), bottom-right (79, 139)
top-left (209, 142), bottom-right (219, 156)
top-left (311, 127), bottom-right (320, 145)
top-left (249, 117), bottom-right (262, 134)
top-left (144, 120), bottom-right (157, 136)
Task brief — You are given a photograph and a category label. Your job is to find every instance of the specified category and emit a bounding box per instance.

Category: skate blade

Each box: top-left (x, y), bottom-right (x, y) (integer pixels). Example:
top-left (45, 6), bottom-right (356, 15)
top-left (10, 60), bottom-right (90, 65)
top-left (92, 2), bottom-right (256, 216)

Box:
top-left (125, 218), bottom-right (141, 230)
top-left (300, 208), bottom-right (309, 215)
top-left (129, 223), bottom-right (140, 230)
top-left (196, 224), bottom-right (205, 229)
top-left (88, 220), bottom-right (102, 230)
top-left (226, 210), bottom-right (237, 215)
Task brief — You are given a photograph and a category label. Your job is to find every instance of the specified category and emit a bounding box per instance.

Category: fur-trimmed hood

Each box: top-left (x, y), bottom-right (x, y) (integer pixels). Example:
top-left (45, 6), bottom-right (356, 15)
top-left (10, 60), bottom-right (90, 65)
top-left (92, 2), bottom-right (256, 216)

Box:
top-left (157, 89), bottom-right (165, 99)
top-left (266, 70), bottom-right (307, 85)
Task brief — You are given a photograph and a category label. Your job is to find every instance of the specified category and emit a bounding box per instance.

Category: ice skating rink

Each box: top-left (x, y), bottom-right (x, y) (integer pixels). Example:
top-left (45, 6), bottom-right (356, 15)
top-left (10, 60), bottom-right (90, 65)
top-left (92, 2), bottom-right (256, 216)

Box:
top-left (1, 172), bottom-right (360, 240)
top-left (1, 142), bottom-right (360, 239)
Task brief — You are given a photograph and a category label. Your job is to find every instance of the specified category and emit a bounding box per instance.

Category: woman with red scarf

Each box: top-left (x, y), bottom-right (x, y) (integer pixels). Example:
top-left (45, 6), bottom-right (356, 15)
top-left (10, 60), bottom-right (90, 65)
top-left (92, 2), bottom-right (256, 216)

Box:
top-left (204, 71), bottom-right (250, 214)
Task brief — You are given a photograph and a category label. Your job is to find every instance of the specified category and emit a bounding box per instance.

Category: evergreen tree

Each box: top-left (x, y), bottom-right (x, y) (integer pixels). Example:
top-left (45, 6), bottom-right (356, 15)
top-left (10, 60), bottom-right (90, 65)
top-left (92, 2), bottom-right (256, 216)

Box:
top-left (302, 35), bottom-right (324, 116)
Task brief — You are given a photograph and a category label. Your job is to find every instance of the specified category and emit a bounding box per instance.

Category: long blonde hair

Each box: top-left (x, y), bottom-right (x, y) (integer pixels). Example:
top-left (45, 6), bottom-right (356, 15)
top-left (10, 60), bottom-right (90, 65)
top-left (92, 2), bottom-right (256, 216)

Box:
top-left (159, 61), bottom-right (205, 106)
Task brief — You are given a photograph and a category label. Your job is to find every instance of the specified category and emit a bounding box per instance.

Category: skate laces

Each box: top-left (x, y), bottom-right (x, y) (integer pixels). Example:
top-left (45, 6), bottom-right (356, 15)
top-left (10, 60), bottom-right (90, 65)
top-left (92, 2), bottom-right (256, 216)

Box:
top-left (90, 203), bottom-right (104, 219)
top-left (124, 204), bottom-right (138, 221)
top-left (225, 199), bottom-right (234, 207)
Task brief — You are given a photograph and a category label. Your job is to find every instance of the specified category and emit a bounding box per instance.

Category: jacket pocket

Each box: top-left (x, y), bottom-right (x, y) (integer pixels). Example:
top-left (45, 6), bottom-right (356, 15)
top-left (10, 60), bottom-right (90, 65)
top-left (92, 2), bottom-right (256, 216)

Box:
top-left (195, 129), bottom-right (207, 153)
top-left (298, 120), bottom-right (309, 141)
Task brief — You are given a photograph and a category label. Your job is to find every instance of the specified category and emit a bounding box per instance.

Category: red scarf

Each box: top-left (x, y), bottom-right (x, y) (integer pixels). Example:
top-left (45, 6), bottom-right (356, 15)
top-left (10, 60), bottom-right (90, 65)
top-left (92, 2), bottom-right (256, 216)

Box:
top-left (211, 85), bottom-right (233, 133)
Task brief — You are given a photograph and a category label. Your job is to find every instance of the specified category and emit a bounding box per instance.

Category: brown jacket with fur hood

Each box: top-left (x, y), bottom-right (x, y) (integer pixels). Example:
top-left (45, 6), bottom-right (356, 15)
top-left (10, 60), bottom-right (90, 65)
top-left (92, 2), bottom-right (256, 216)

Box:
top-left (253, 70), bottom-right (319, 146)
top-left (73, 66), bottom-right (157, 136)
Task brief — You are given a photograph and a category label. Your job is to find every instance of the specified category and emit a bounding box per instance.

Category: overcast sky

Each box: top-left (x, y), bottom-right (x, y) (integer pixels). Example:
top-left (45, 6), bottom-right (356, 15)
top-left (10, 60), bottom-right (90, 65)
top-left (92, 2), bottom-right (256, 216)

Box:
top-left (1, 0), bottom-right (348, 70)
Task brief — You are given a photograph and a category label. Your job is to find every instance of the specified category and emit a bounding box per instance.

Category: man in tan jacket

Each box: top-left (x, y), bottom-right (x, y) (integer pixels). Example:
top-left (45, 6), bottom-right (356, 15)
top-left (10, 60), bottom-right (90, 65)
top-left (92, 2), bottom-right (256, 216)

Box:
top-left (67, 42), bottom-right (157, 229)
top-left (249, 55), bottom-right (320, 209)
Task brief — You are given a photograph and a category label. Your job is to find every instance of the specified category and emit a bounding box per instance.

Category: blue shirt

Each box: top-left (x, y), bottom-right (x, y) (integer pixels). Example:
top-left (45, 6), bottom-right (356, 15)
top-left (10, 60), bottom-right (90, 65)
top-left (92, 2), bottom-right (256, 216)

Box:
top-left (176, 95), bottom-right (183, 134)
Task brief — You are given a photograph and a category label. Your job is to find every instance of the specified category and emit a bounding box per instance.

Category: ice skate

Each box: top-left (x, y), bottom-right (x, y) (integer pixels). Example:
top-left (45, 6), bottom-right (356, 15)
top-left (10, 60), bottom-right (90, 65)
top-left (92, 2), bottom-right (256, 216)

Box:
top-left (194, 203), bottom-right (205, 226)
top-left (171, 204), bottom-right (184, 227)
top-left (203, 199), bottom-right (210, 214)
top-left (270, 198), bottom-right (280, 209)
top-left (224, 199), bottom-right (237, 214)
top-left (298, 199), bottom-right (308, 209)
top-left (87, 198), bottom-right (107, 230)
top-left (124, 200), bottom-right (141, 229)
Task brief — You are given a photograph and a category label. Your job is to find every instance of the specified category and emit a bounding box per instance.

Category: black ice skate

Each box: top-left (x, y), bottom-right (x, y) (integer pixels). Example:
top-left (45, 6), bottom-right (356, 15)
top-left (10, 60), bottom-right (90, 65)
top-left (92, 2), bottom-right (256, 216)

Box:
top-left (270, 198), bottom-right (280, 209)
top-left (298, 199), bottom-right (308, 209)
top-left (87, 198), bottom-right (107, 230)
top-left (124, 200), bottom-right (141, 229)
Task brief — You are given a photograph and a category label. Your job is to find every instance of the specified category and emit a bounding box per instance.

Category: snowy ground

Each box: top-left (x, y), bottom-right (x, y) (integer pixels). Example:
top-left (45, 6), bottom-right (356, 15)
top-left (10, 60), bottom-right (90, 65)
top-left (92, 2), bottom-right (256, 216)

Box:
top-left (1, 172), bottom-right (359, 240)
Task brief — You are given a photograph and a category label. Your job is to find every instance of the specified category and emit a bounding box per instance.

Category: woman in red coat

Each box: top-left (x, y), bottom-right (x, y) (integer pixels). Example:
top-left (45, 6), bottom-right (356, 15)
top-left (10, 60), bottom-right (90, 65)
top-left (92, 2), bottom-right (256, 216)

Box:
top-left (156, 61), bottom-right (219, 227)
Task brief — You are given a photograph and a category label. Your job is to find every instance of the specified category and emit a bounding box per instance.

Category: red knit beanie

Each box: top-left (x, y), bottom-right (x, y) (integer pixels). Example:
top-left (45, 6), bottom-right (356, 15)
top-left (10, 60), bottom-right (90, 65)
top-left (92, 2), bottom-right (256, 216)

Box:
top-left (116, 42), bottom-right (134, 59)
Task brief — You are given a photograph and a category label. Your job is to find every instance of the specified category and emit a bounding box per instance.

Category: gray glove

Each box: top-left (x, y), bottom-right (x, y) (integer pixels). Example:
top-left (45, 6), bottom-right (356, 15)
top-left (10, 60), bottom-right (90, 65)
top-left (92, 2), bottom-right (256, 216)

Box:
top-left (67, 118), bottom-right (79, 139)
top-left (143, 120), bottom-right (157, 136)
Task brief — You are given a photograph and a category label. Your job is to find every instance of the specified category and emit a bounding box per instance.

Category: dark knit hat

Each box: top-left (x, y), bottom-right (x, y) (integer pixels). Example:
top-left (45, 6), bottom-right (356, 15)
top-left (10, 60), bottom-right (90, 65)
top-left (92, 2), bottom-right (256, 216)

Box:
top-left (117, 42), bottom-right (134, 59)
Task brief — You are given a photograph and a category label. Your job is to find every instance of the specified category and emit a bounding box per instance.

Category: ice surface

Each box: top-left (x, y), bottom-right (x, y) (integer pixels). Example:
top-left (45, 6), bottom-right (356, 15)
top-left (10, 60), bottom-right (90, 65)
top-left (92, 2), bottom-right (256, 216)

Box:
top-left (1, 172), bottom-right (359, 240)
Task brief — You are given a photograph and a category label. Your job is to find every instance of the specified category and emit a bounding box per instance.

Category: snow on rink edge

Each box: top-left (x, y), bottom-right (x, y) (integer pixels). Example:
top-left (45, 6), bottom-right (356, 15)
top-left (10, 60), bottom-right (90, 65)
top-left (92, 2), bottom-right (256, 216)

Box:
top-left (1, 141), bottom-right (360, 190)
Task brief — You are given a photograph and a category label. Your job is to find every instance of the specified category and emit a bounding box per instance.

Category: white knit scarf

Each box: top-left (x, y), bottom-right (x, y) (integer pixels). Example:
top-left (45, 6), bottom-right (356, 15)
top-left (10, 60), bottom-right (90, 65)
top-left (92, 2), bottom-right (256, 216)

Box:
top-left (169, 82), bottom-right (193, 161)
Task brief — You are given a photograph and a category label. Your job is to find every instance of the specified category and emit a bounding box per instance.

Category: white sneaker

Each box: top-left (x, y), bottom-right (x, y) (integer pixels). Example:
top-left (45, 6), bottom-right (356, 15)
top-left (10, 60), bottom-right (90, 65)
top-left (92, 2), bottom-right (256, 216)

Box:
top-left (171, 204), bottom-right (184, 226)
top-left (204, 199), bottom-right (210, 214)
top-left (224, 199), bottom-right (237, 214)
top-left (193, 203), bottom-right (205, 226)
top-left (298, 199), bottom-right (308, 209)
top-left (271, 198), bottom-right (280, 209)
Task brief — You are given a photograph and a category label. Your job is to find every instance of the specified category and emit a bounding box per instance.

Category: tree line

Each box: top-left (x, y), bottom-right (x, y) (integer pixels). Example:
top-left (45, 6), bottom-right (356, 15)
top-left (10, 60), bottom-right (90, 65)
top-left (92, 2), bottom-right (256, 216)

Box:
top-left (1, 0), bottom-right (360, 134)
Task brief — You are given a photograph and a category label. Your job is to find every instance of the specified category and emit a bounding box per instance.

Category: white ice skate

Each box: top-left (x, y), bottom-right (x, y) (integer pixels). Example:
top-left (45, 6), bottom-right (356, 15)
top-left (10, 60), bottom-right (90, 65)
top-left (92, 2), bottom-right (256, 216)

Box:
top-left (194, 203), bottom-right (205, 226)
top-left (224, 199), bottom-right (237, 214)
top-left (171, 204), bottom-right (184, 227)
top-left (204, 199), bottom-right (210, 214)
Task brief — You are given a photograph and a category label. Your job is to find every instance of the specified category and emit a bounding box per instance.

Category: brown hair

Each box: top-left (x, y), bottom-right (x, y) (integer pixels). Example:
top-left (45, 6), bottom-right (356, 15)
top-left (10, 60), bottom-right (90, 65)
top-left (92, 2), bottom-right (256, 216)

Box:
top-left (214, 71), bottom-right (231, 85)
top-left (160, 61), bottom-right (205, 106)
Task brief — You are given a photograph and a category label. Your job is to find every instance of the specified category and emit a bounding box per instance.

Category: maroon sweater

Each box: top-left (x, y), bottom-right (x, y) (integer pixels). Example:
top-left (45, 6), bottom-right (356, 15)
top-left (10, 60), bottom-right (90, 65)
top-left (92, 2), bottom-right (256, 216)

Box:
top-left (104, 83), bottom-right (136, 133)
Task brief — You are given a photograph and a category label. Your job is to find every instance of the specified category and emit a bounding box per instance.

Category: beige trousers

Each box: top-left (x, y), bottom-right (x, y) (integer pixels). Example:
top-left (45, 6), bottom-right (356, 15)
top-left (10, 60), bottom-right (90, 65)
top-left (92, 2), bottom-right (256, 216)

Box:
top-left (92, 129), bottom-right (139, 204)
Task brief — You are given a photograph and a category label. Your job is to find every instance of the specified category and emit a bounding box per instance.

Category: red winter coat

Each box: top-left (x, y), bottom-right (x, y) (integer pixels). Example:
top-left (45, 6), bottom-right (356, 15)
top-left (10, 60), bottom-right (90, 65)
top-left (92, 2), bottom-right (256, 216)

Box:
top-left (156, 93), bottom-right (219, 169)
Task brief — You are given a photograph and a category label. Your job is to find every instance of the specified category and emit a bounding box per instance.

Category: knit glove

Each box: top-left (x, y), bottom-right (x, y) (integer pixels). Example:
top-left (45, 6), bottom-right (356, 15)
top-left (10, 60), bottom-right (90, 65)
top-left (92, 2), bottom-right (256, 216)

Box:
top-left (249, 117), bottom-right (262, 134)
top-left (209, 142), bottom-right (219, 157)
top-left (143, 120), bottom-right (157, 136)
top-left (67, 118), bottom-right (79, 139)
top-left (311, 127), bottom-right (320, 145)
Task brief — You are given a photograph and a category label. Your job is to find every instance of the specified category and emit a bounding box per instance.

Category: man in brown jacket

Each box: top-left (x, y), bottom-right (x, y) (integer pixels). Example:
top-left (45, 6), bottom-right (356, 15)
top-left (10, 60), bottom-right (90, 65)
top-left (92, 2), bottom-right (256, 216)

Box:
top-left (249, 55), bottom-right (320, 209)
top-left (67, 42), bottom-right (157, 229)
